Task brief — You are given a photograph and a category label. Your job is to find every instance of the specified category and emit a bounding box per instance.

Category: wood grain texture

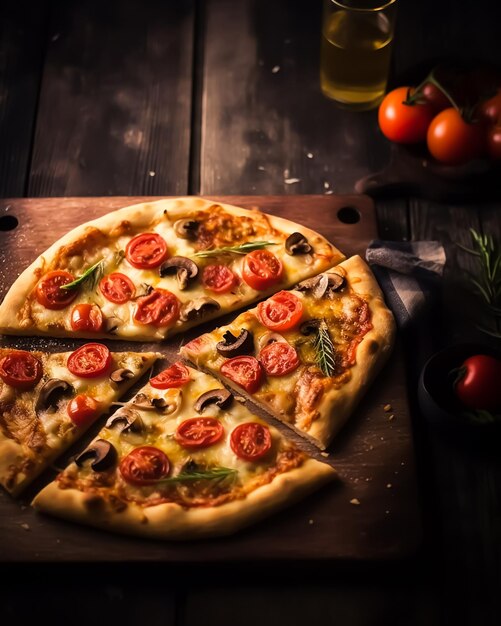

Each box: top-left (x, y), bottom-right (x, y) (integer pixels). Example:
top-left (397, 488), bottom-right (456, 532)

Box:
top-left (0, 195), bottom-right (420, 564)
top-left (0, 3), bottom-right (48, 197)
top-left (28, 0), bottom-right (194, 197)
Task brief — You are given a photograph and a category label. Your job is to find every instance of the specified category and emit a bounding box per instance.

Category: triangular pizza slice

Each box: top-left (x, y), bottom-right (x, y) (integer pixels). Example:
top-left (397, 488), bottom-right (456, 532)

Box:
top-left (0, 198), bottom-right (344, 342)
top-left (0, 344), bottom-right (158, 495)
top-left (180, 255), bottom-right (396, 449)
top-left (32, 363), bottom-right (335, 538)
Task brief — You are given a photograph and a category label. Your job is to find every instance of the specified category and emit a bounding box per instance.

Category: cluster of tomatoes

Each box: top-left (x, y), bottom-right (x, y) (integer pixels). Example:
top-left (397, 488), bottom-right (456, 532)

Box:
top-left (378, 67), bottom-right (501, 166)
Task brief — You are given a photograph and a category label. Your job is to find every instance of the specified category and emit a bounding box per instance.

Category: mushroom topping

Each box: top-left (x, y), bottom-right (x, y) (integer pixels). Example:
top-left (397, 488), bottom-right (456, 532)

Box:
top-left (131, 392), bottom-right (157, 411)
top-left (300, 318), bottom-right (321, 336)
top-left (258, 331), bottom-right (288, 351)
top-left (110, 368), bottom-right (135, 384)
top-left (159, 256), bottom-right (199, 290)
top-left (194, 388), bottom-right (233, 413)
top-left (131, 392), bottom-right (182, 415)
top-left (35, 379), bottom-right (74, 415)
top-left (180, 297), bottom-right (220, 322)
top-left (296, 272), bottom-right (345, 298)
top-left (216, 329), bottom-right (254, 357)
top-left (285, 232), bottom-right (312, 255)
top-left (106, 408), bottom-right (144, 434)
top-left (174, 218), bottom-right (200, 240)
top-left (75, 439), bottom-right (117, 472)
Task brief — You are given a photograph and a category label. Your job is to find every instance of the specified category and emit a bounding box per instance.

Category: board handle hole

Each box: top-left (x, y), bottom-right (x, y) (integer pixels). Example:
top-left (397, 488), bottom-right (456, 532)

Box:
top-left (337, 206), bottom-right (360, 224)
top-left (0, 215), bottom-right (19, 231)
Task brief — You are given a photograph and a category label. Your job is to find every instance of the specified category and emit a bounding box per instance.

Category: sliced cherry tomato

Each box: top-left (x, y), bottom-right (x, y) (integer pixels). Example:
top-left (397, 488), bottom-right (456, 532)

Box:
top-left (125, 233), bottom-right (168, 269)
top-left (175, 417), bottom-right (224, 448)
top-left (378, 86), bottom-right (436, 144)
top-left (67, 394), bottom-right (100, 427)
top-left (70, 303), bottom-right (104, 332)
top-left (259, 341), bottom-right (300, 377)
top-left (454, 355), bottom-right (501, 412)
top-left (486, 125), bottom-right (501, 159)
top-left (150, 362), bottom-right (190, 389)
top-left (35, 270), bottom-right (77, 310)
top-left (202, 265), bottom-right (237, 294)
top-left (220, 356), bottom-right (264, 393)
top-left (67, 343), bottom-right (112, 378)
top-left (426, 108), bottom-right (485, 165)
top-left (119, 446), bottom-right (170, 486)
top-left (133, 288), bottom-right (180, 327)
top-left (242, 250), bottom-right (283, 291)
top-left (257, 291), bottom-right (303, 331)
top-left (230, 422), bottom-right (272, 461)
top-left (477, 91), bottom-right (501, 124)
top-left (100, 272), bottom-right (135, 303)
top-left (0, 351), bottom-right (43, 390)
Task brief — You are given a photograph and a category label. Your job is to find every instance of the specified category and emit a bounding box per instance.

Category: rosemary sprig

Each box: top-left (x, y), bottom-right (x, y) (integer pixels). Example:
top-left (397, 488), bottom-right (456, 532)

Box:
top-left (154, 467), bottom-right (238, 485)
top-left (313, 319), bottom-right (337, 377)
top-left (194, 241), bottom-right (277, 258)
top-left (61, 259), bottom-right (104, 292)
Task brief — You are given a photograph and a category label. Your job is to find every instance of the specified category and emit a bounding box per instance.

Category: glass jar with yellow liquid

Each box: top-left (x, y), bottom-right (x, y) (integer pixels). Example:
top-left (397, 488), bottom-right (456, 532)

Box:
top-left (320, 0), bottom-right (398, 111)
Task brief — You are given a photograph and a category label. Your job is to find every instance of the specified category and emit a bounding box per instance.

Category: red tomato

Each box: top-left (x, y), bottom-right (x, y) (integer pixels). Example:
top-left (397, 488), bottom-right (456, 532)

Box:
top-left (175, 418), bottom-right (224, 448)
top-left (119, 446), bottom-right (170, 486)
top-left (378, 86), bottom-right (436, 143)
top-left (202, 265), bottom-right (237, 293)
top-left (259, 341), bottom-right (300, 377)
top-left (133, 288), bottom-right (180, 327)
top-left (486, 125), bottom-right (501, 159)
top-left (70, 303), bottom-right (104, 332)
top-left (35, 270), bottom-right (77, 310)
top-left (421, 82), bottom-right (451, 113)
top-left (454, 355), bottom-right (501, 412)
top-left (125, 233), bottom-right (168, 269)
top-left (67, 394), bottom-right (100, 427)
top-left (67, 343), bottom-right (112, 378)
top-left (150, 362), bottom-right (190, 389)
top-left (100, 273), bottom-right (135, 303)
top-left (477, 91), bottom-right (501, 124)
top-left (230, 423), bottom-right (272, 461)
top-left (426, 108), bottom-right (485, 165)
top-left (242, 250), bottom-right (283, 291)
top-left (220, 356), bottom-right (264, 393)
top-left (0, 351), bottom-right (43, 389)
top-left (256, 291), bottom-right (303, 331)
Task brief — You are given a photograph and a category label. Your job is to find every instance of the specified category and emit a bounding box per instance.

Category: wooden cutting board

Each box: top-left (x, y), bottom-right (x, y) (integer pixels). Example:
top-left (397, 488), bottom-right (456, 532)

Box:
top-left (0, 195), bottom-right (421, 564)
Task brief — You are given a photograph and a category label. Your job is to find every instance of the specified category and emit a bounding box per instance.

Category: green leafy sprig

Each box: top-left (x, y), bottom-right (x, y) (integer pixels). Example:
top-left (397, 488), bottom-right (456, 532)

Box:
top-left (313, 319), bottom-right (337, 377)
top-left (154, 467), bottom-right (238, 485)
top-left (61, 259), bottom-right (104, 292)
top-left (194, 241), bottom-right (277, 258)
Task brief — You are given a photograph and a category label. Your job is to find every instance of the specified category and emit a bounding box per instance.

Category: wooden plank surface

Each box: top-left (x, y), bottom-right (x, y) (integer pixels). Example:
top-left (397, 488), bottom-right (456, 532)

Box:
top-left (28, 0), bottom-right (194, 197)
top-left (0, 195), bottom-right (420, 564)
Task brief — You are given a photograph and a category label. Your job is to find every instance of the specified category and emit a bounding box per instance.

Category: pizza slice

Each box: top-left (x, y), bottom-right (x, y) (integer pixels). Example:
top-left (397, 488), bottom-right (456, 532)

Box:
top-left (0, 197), bottom-right (344, 342)
top-left (32, 363), bottom-right (335, 539)
top-left (0, 344), bottom-right (158, 496)
top-left (180, 255), bottom-right (396, 450)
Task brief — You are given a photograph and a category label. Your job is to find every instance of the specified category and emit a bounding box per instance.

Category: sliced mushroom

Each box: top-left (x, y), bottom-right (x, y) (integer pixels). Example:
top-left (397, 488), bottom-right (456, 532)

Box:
top-left (106, 408), bottom-right (144, 434)
top-left (110, 368), bottom-right (135, 384)
top-left (180, 297), bottom-right (220, 322)
top-left (174, 218), bottom-right (200, 240)
top-left (131, 392), bottom-right (157, 411)
top-left (300, 318), bottom-right (321, 336)
top-left (285, 232), bottom-right (312, 255)
top-left (35, 379), bottom-right (74, 415)
top-left (216, 329), bottom-right (254, 357)
top-left (135, 283), bottom-right (154, 298)
top-left (194, 388), bottom-right (233, 413)
top-left (159, 256), bottom-right (199, 290)
top-left (131, 391), bottom-right (182, 415)
top-left (295, 272), bottom-right (345, 298)
top-left (325, 272), bottom-right (346, 292)
top-left (258, 331), bottom-right (288, 350)
top-left (75, 439), bottom-right (117, 472)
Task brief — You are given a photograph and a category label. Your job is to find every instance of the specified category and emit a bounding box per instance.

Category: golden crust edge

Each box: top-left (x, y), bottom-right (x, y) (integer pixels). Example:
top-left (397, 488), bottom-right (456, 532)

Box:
top-left (32, 458), bottom-right (336, 539)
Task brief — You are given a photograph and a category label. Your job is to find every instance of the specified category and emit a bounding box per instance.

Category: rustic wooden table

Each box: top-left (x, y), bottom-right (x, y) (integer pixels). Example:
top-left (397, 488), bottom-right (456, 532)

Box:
top-left (1, 1), bottom-right (501, 625)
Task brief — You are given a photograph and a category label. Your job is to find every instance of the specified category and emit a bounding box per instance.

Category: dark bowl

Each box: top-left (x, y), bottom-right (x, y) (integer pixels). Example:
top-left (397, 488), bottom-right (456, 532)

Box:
top-left (418, 343), bottom-right (501, 436)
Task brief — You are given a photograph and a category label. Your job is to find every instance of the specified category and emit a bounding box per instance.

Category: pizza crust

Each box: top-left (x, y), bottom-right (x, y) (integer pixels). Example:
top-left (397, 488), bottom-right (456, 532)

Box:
top-left (0, 197), bottom-right (343, 340)
top-left (32, 458), bottom-right (335, 539)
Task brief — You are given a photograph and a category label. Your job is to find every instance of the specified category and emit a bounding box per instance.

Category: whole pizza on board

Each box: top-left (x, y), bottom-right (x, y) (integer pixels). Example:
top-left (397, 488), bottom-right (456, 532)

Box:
top-left (0, 197), bottom-right (395, 539)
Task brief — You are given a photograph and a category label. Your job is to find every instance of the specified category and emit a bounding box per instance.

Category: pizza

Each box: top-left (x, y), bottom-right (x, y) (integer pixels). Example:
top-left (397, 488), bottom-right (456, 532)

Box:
top-left (0, 344), bottom-right (158, 496)
top-left (0, 198), bottom-right (343, 342)
top-left (32, 363), bottom-right (336, 539)
top-left (180, 255), bottom-right (396, 449)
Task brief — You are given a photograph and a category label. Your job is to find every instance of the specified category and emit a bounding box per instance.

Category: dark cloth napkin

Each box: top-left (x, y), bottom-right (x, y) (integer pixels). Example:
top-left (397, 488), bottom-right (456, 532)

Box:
top-left (365, 240), bottom-right (446, 328)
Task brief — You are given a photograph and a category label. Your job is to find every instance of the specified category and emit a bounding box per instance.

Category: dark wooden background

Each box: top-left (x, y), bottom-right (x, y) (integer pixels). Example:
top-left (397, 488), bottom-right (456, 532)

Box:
top-left (1, 0), bottom-right (501, 624)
